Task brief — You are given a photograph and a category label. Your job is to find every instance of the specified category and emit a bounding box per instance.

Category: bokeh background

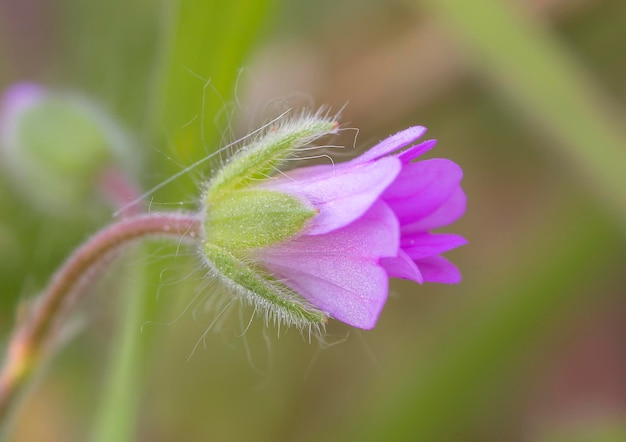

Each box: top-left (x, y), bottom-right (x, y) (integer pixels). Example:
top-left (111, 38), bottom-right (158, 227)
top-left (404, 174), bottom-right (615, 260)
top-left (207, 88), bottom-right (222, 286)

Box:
top-left (1, 0), bottom-right (625, 441)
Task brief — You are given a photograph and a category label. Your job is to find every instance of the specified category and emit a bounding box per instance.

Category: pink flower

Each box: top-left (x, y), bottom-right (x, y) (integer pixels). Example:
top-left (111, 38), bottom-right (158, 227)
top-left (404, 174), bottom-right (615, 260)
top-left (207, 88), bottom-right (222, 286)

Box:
top-left (253, 126), bottom-right (466, 329)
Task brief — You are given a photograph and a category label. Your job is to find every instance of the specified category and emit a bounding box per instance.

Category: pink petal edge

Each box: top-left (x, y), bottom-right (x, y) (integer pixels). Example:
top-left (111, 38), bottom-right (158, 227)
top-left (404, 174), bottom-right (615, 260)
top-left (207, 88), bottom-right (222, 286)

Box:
top-left (415, 255), bottom-right (462, 284)
top-left (381, 249), bottom-right (423, 283)
top-left (402, 187), bottom-right (467, 232)
top-left (384, 159), bottom-right (463, 225)
top-left (351, 126), bottom-right (427, 163)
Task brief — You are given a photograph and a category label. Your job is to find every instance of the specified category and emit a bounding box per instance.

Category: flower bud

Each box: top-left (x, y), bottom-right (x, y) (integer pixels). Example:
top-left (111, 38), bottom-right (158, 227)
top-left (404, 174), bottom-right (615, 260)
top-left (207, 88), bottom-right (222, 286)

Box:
top-left (0, 83), bottom-right (138, 215)
top-left (200, 113), bottom-right (466, 331)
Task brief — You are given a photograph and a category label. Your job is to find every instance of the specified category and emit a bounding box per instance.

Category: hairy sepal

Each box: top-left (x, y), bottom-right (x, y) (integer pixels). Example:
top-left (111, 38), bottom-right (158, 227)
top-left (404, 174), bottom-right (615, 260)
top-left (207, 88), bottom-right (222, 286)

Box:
top-left (205, 114), bottom-right (338, 202)
top-left (203, 243), bottom-right (327, 330)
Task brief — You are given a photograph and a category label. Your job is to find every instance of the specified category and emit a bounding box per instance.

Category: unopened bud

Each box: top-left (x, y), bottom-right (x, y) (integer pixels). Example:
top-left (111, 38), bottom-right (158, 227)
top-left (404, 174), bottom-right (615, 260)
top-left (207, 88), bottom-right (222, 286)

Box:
top-left (0, 83), bottom-right (138, 215)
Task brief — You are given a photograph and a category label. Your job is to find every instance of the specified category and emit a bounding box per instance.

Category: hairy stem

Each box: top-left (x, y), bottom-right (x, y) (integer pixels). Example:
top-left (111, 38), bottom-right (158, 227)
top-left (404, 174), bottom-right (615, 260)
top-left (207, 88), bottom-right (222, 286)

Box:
top-left (0, 212), bottom-right (203, 422)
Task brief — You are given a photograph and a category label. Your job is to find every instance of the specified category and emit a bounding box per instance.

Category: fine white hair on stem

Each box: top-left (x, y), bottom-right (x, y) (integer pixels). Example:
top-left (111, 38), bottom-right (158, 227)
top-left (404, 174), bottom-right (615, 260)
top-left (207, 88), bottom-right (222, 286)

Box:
top-left (113, 109), bottom-right (293, 217)
top-left (238, 308), bottom-right (268, 376)
top-left (286, 153), bottom-right (335, 164)
top-left (188, 298), bottom-right (236, 361)
top-left (354, 330), bottom-right (384, 375)
top-left (182, 67), bottom-right (235, 153)
top-left (140, 284), bottom-right (205, 334)
top-left (119, 102), bottom-right (343, 218)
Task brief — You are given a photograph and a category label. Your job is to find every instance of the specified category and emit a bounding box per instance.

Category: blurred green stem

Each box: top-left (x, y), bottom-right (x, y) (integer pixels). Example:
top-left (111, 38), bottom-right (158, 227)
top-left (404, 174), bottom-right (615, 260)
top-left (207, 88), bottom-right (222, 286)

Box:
top-left (90, 251), bottom-right (147, 442)
top-left (0, 213), bottom-right (202, 429)
top-left (422, 0), bottom-right (626, 233)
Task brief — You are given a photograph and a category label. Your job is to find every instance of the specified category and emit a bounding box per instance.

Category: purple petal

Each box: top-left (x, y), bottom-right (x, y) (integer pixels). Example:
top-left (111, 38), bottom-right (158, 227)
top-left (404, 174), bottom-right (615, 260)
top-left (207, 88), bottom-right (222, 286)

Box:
top-left (351, 126), bottom-right (426, 163)
top-left (415, 256), bottom-right (462, 284)
top-left (383, 159), bottom-right (463, 225)
top-left (256, 201), bottom-right (399, 329)
top-left (401, 232), bottom-right (467, 260)
top-left (397, 139), bottom-right (437, 163)
top-left (381, 249), bottom-right (423, 283)
top-left (1, 83), bottom-right (45, 112)
top-left (1, 83), bottom-right (45, 136)
top-left (402, 187), bottom-right (466, 232)
top-left (263, 157), bottom-right (401, 235)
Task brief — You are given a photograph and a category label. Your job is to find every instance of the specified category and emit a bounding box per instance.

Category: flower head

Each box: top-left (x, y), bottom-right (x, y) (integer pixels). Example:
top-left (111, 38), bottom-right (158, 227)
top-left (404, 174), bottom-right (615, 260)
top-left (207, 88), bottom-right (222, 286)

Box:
top-left (201, 114), bottom-right (465, 331)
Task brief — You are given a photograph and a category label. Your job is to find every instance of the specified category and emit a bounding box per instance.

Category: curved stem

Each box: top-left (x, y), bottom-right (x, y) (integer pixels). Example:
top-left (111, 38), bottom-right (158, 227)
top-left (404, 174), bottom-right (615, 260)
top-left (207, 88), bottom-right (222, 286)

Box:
top-left (0, 212), bottom-right (203, 422)
top-left (93, 165), bottom-right (146, 441)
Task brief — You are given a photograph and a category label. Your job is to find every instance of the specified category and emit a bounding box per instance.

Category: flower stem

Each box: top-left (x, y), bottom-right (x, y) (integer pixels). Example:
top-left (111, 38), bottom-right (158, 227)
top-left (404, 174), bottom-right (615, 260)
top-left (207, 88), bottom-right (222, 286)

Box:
top-left (0, 212), bottom-right (203, 423)
top-left (93, 165), bottom-right (146, 441)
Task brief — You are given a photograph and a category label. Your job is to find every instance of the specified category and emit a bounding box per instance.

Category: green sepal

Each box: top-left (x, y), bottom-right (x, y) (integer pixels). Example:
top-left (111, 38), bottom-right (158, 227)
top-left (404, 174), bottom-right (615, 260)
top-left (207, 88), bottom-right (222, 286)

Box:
top-left (204, 189), bottom-right (316, 250)
top-left (203, 243), bottom-right (327, 327)
top-left (206, 114), bottom-right (337, 202)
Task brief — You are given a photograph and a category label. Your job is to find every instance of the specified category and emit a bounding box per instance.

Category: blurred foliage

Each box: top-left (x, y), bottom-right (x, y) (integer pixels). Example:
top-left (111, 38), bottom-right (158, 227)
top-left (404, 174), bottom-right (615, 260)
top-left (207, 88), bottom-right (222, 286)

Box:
top-left (0, 0), bottom-right (625, 441)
